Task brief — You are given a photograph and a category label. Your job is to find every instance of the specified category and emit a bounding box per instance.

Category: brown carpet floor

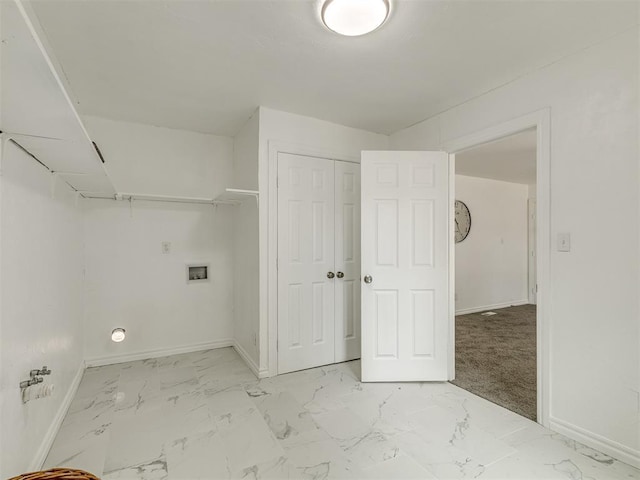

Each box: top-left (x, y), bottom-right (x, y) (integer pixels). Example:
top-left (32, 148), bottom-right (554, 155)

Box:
top-left (451, 304), bottom-right (537, 421)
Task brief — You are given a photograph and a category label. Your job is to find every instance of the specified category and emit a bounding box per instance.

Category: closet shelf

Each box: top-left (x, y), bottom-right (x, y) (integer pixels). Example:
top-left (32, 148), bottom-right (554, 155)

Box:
top-left (2, 1), bottom-right (116, 196)
top-left (214, 188), bottom-right (259, 204)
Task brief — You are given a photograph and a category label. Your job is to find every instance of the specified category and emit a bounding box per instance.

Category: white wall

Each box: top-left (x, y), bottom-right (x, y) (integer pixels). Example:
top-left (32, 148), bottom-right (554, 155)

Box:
top-left (232, 110), bottom-right (260, 372)
top-left (1, 141), bottom-right (85, 478)
top-left (259, 107), bottom-right (389, 163)
top-left (455, 175), bottom-right (529, 314)
top-left (82, 117), bottom-right (235, 364)
top-left (258, 107), bottom-right (389, 375)
top-left (84, 116), bottom-right (233, 197)
top-left (390, 27), bottom-right (639, 464)
top-left (83, 200), bottom-right (234, 363)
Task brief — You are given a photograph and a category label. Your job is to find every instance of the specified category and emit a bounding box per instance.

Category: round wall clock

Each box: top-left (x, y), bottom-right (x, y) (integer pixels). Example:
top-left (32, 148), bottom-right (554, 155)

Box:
top-left (455, 200), bottom-right (471, 243)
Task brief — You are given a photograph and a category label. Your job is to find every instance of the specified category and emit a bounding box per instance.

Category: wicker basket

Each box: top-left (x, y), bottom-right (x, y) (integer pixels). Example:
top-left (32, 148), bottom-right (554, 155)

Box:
top-left (7, 468), bottom-right (100, 480)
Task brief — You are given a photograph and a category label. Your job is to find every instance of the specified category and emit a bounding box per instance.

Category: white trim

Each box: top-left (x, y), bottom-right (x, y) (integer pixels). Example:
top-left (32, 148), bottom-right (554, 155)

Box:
top-left (455, 300), bottom-right (530, 316)
top-left (528, 198), bottom-right (537, 305)
top-left (549, 417), bottom-right (640, 469)
top-left (267, 141), bottom-right (361, 377)
top-left (233, 341), bottom-right (269, 379)
top-left (84, 339), bottom-right (233, 367)
top-left (442, 108), bottom-right (551, 428)
top-left (0, 135), bottom-right (6, 472)
top-left (443, 110), bottom-right (546, 154)
top-left (31, 360), bottom-right (85, 470)
top-left (269, 141), bottom-right (360, 165)
top-left (448, 154), bottom-right (456, 381)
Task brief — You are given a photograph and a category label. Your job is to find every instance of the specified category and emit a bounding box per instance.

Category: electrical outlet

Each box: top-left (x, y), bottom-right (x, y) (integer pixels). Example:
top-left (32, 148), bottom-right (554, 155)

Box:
top-left (161, 241), bottom-right (171, 254)
top-left (557, 233), bottom-right (571, 252)
top-left (631, 387), bottom-right (640, 414)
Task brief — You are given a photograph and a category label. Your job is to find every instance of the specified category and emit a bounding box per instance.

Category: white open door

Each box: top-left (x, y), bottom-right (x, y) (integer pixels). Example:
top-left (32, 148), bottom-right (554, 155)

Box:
top-left (361, 151), bottom-right (450, 382)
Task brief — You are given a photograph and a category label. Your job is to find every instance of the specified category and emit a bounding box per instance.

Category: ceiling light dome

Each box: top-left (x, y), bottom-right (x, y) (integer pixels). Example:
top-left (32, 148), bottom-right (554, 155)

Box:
top-left (321, 0), bottom-right (390, 37)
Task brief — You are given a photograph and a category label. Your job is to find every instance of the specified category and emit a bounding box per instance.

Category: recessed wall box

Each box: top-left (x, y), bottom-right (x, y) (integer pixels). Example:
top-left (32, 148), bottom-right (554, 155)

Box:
top-left (187, 264), bottom-right (209, 283)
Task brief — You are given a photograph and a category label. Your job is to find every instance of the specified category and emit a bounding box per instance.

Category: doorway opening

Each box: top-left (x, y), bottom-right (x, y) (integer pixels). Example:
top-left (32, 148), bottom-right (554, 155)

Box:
top-left (451, 128), bottom-right (538, 421)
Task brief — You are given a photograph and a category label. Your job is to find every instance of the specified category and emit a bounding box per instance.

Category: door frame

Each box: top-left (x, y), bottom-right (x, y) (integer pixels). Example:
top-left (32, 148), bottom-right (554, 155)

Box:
top-left (528, 198), bottom-right (537, 305)
top-left (442, 108), bottom-right (551, 427)
top-left (267, 141), bottom-right (359, 377)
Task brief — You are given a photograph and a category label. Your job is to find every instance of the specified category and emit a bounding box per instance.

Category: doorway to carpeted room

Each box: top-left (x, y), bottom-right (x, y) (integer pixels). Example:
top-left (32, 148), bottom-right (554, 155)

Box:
top-left (452, 129), bottom-right (538, 422)
top-left (451, 304), bottom-right (537, 421)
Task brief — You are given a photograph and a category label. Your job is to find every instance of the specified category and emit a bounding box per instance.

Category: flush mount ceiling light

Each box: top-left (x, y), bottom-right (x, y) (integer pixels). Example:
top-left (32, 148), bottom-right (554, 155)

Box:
top-left (321, 0), bottom-right (390, 36)
top-left (111, 328), bottom-right (126, 343)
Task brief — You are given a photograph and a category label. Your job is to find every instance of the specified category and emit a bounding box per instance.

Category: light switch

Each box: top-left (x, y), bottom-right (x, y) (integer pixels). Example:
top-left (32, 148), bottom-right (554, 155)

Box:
top-left (557, 233), bottom-right (571, 252)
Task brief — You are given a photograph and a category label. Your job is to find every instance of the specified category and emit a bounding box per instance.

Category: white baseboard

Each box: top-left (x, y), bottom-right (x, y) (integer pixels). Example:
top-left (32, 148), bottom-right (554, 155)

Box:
top-left (31, 360), bottom-right (85, 471)
top-left (85, 339), bottom-right (233, 367)
top-left (233, 341), bottom-right (268, 378)
top-left (455, 299), bottom-right (530, 316)
top-left (549, 416), bottom-right (640, 469)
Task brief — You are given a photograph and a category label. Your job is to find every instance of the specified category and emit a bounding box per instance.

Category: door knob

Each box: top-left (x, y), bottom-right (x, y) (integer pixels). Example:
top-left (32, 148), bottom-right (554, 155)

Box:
top-left (336, 271), bottom-right (344, 279)
top-left (364, 275), bottom-right (373, 284)
top-left (327, 272), bottom-right (335, 279)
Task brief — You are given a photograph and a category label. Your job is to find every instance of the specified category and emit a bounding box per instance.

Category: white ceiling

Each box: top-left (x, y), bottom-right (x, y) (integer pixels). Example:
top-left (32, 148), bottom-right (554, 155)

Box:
top-left (30, 1), bottom-right (636, 136)
top-left (456, 128), bottom-right (536, 185)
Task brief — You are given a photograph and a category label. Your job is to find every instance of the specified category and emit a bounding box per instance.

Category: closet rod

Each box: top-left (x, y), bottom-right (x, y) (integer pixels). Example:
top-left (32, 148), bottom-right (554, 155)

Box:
top-left (117, 192), bottom-right (216, 204)
top-left (81, 192), bottom-right (239, 206)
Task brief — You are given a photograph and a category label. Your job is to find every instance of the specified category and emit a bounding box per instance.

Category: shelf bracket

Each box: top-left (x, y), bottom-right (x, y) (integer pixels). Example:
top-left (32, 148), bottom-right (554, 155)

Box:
top-left (50, 172), bottom-right (57, 199)
top-left (0, 133), bottom-right (15, 177)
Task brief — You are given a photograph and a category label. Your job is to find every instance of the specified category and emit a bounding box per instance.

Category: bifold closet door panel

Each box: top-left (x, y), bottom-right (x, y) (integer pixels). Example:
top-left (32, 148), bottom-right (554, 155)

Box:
top-left (334, 161), bottom-right (361, 363)
top-left (277, 153), bottom-right (336, 374)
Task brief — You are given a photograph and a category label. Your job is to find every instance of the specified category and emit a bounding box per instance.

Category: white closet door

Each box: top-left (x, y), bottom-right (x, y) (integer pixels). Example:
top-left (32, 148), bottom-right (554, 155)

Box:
top-left (334, 161), bottom-right (361, 362)
top-left (361, 151), bottom-right (450, 381)
top-left (277, 153), bottom-right (336, 374)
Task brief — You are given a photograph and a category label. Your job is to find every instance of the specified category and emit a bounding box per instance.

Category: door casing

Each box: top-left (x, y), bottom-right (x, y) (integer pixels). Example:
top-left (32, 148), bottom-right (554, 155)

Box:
top-left (443, 108), bottom-right (551, 427)
top-left (528, 198), bottom-right (537, 305)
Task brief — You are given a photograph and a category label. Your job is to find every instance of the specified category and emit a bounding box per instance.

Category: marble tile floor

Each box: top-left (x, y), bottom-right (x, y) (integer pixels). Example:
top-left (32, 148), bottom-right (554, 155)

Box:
top-left (44, 347), bottom-right (640, 480)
